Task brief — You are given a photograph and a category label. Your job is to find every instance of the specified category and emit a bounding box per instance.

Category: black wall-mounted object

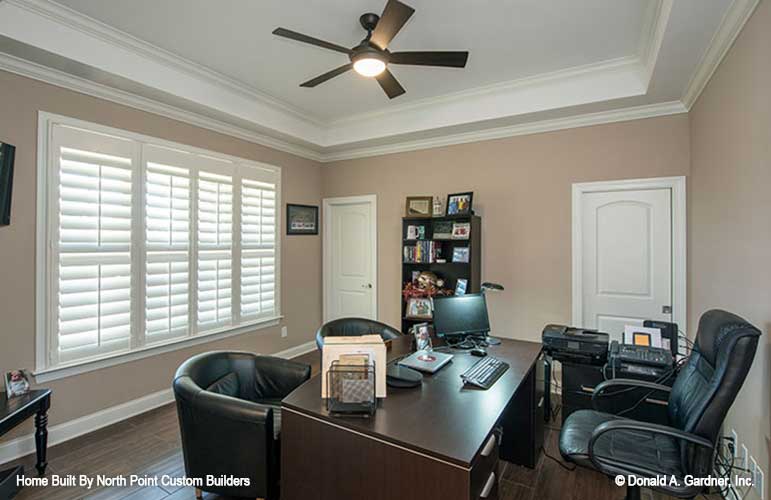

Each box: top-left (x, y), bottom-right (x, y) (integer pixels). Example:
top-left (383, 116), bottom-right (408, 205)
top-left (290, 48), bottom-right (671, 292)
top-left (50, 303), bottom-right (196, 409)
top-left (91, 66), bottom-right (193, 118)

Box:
top-left (0, 142), bottom-right (16, 226)
top-left (286, 203), bottom-right (319, 235)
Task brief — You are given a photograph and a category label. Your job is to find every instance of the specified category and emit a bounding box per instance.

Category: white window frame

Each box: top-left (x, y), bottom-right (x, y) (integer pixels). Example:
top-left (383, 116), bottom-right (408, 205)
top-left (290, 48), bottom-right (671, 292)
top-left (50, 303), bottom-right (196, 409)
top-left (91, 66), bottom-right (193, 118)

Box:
top-left (35, 111), bottom-right (282, 382)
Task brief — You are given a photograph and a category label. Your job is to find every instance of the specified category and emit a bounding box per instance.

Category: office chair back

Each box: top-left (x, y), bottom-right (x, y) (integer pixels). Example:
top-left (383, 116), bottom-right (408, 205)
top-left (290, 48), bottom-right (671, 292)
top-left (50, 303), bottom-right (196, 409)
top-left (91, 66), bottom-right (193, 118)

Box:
top-left (315, 317), bottom-right (402, 350)
top-left (667, 309), bottom-right (760, 473)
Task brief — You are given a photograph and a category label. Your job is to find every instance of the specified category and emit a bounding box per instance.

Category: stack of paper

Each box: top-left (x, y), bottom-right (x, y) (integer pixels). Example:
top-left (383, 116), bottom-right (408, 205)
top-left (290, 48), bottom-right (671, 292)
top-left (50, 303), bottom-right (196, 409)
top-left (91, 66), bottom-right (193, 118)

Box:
top-left (321, 335), bottom-right (386, 398)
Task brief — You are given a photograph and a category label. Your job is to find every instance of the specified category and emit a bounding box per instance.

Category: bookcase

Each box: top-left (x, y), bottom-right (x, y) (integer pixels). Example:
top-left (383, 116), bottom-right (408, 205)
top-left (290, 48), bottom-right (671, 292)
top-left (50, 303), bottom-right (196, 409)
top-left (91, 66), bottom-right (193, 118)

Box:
top-left (401, 214), bottom-right (481, 334)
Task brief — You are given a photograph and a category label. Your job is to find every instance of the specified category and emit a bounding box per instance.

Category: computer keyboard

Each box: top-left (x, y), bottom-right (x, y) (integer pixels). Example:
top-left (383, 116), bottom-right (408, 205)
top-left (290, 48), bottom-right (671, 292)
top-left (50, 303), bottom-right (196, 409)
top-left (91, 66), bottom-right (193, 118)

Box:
top-left (460, 356), bottom-right (509, 389)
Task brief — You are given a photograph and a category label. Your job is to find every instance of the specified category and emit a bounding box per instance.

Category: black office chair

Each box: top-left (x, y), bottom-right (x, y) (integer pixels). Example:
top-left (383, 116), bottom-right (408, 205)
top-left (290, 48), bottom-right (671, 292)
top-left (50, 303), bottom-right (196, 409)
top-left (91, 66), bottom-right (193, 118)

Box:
top-left (559, 309), bottom-right (761, 500)
top-left (315, 317), bottom-right (403, 350)
top-left (173, 351), bottom-right (311, 500)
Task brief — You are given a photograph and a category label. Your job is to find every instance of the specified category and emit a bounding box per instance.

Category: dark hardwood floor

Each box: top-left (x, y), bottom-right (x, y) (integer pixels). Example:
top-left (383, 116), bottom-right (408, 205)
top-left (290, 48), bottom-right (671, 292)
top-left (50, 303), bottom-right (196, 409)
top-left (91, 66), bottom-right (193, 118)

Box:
top-left (0, 350), bottom-right (677, 500)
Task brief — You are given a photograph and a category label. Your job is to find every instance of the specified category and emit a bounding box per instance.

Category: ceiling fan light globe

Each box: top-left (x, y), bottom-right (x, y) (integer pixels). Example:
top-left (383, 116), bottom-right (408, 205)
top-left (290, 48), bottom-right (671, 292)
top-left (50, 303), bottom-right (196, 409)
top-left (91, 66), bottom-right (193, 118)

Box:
top-left (353, 58), bottom-right (386, 77)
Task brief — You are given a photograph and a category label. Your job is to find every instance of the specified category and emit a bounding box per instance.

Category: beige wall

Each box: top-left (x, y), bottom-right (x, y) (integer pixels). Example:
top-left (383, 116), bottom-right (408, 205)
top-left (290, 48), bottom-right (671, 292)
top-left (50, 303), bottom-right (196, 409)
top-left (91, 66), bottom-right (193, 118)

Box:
top-left (689, 1), bottom-right (771, 498)
top-left (0, 70), bottom-right (323, 438)
top-left (323, 115), bottom-right (691, 342)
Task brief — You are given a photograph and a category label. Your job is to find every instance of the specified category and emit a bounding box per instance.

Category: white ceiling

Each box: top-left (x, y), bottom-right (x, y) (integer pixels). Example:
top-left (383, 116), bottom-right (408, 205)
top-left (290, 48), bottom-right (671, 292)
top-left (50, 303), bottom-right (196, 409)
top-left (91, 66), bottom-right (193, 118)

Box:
top-left (0, 0), bottom-right (757, 161)
top-left (52, 0), bottom-right (650, 121)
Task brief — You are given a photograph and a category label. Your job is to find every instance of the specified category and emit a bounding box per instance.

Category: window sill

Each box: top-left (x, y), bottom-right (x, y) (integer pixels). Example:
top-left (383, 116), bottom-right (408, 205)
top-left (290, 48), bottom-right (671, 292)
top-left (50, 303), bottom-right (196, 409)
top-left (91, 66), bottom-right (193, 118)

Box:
top-left (33, 316), bottom-right (283, 383)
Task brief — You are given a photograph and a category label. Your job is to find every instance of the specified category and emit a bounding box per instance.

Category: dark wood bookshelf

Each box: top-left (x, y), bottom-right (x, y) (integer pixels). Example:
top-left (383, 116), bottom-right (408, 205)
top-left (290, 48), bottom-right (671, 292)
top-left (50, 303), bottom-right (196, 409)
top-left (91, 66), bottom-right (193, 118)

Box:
top-left (401, 214), bottom-right (481, 334)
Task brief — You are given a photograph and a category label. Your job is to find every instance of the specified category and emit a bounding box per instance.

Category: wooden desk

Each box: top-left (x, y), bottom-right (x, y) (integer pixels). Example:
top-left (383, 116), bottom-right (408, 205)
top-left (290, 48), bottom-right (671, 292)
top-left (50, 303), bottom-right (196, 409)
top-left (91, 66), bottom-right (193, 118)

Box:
top-left (281, 337), bottom-right (543, 500)
top-left (0, 389), bottom-right (51, 498)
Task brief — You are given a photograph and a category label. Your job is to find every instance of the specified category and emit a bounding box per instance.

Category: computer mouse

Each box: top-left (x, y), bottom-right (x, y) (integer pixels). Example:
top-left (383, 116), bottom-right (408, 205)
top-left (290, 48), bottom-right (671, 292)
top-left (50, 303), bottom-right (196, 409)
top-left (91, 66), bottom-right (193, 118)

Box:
top-left (470, 348), bottom-right (487, 357)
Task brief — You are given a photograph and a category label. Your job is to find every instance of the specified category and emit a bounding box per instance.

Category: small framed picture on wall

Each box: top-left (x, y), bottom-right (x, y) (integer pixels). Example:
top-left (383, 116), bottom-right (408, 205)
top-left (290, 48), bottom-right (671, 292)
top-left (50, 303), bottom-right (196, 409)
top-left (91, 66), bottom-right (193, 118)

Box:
top-left (286, 204), bottom-right (319, 235)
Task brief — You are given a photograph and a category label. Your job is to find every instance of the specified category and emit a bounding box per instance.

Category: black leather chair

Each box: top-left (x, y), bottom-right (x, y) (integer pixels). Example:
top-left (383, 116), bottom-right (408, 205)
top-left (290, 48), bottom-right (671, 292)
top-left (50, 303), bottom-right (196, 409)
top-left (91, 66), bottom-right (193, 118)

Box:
top-left (559, 309), bottom-right (761, 500)
top-left (173, 351), bottom-right (311, 500)
top-left (315, 317), bottom-right (403, 350)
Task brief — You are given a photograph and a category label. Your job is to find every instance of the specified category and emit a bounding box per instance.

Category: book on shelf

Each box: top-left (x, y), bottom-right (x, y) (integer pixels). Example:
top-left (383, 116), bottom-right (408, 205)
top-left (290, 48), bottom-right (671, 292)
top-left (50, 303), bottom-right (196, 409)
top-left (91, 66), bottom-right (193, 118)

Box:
top-left (403, 240), bottom-right (442, 263)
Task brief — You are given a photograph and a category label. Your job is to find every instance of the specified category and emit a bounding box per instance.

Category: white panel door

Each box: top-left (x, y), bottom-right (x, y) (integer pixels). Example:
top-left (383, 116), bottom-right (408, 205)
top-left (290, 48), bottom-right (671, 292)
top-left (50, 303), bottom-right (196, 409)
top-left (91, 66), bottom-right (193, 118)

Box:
top-left (324, 197), bottom-right (376, 322)
top-left (580, 188), bottom-right (672, 341)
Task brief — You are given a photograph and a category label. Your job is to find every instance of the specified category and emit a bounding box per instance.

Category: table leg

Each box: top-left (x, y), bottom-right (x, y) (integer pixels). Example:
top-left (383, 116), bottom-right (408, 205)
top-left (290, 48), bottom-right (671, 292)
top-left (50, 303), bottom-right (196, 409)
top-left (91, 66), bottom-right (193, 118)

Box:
top-left (34, 409), bottom-right (48, 476)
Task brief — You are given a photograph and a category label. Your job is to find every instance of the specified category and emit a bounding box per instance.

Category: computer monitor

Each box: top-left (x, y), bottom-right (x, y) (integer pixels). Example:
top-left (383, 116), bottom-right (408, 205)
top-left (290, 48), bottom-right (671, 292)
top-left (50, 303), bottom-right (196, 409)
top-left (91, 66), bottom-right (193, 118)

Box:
top-left (433, 293), bottom-right (490, 338)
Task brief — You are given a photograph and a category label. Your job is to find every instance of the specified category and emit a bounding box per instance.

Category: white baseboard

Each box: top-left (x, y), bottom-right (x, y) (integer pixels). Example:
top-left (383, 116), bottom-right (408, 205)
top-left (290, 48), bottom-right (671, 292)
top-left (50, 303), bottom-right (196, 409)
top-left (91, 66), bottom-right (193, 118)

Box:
top-left (0, 388), bottom-right (174, 467)
top-left (0, 339), bottom-right (318, 466)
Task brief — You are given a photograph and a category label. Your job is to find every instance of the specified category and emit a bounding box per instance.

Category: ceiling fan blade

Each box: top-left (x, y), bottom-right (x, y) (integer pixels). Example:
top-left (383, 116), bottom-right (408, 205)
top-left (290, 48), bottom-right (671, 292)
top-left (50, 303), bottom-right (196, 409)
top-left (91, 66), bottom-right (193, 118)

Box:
top-left (370, 0), bottom-right (415, 50)
top-left (375, 69), bottom-right (406, 99)
top-left (300, 64), bottom-right (353, 87)
top-left (273, 27), bottom-right (351, 55)
top-left (389, 51), bottom-right (469, 68)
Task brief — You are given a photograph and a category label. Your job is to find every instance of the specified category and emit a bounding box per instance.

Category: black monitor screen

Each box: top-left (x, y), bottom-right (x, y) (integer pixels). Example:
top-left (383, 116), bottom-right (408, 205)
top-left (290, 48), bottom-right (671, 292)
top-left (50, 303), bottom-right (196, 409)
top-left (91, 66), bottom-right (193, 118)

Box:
top-left (433, 293), bottom-right (490, 337)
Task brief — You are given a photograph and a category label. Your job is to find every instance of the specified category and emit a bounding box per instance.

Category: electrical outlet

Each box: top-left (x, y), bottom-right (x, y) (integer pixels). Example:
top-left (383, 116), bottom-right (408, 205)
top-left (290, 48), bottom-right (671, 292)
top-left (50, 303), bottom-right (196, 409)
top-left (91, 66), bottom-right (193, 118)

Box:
top-left (281, 326), bottom-right (288, 338)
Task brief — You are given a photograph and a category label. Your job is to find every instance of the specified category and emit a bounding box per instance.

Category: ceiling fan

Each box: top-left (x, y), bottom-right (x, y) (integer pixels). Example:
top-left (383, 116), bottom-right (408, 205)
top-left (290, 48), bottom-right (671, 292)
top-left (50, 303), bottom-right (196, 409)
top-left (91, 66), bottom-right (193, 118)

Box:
top-left (272, 0), bottom-right (469, 99)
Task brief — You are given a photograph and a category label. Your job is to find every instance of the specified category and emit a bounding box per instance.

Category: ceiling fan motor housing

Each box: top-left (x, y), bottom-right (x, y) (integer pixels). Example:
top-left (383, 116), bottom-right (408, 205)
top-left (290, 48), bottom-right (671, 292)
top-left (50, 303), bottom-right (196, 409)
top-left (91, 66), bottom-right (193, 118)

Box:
top-left (359, 13), bottom-right (380, 32)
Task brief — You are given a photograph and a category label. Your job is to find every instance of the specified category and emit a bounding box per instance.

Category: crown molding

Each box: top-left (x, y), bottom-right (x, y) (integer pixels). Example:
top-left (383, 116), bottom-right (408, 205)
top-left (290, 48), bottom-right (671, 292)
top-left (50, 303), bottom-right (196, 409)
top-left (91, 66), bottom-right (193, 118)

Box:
top-left (0, 51), bottom-right (325, 161)
top-left (638, 0), bottom-right (674, 87)
top-left (322, 101), bottom-right (688, 162)
top-left (681, 0), bottom-right (761, 110)
top-left (5, 0), bottom-right (323, 127)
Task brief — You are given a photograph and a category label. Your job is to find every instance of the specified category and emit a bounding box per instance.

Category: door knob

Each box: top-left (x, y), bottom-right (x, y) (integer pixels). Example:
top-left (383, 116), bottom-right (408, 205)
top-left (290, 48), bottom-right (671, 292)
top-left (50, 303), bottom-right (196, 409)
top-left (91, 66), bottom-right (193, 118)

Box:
top-left (362, 284), bottom-right (372, 289)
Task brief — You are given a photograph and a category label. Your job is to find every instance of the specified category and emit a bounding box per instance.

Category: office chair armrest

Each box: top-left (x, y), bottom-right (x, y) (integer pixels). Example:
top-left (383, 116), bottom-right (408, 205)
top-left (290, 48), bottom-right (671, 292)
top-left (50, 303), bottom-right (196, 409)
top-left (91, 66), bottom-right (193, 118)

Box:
top-left (587, 419), bottom-right (714, 478)
top-left (591, 378), bottom-right (671, 411)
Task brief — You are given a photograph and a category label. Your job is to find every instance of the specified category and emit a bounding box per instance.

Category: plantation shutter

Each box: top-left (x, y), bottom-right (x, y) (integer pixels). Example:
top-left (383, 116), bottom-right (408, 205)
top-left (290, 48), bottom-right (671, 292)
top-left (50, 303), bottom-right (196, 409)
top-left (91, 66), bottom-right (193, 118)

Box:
top-left (43, 116), bottom-right (282, 371)
top-left (197, 166), bottom-right (234, 331)
top-left (240, 167), bottom-right (278, 319)
top-left (52, 125), bottom-right (136, 365)
top-left (143, 146), bottom-right (192, 344)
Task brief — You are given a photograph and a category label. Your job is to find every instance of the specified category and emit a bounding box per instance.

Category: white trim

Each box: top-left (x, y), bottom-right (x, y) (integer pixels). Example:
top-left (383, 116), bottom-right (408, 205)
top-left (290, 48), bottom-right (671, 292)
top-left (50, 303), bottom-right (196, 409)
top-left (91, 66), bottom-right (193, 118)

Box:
top-left (4, 0), bottom-right (321, 126)
top-left (681, 0), bottom-right (761, 110)
top-left (322, 101), bottom-right (688, 162)
top-left (0, 51), bottom-right (684, 163)
top-left (36, 112), bottom-right (283, 378)
top-left (571, 176), bottom-right (687, 337)
top-left (0, 52), bottom-right (324, 161)
top-left (322, 195), bottom-right (378, 323)
top-left (33, 317), bottom-right (283, 383)
top-left (0, 340), bottom-right (317, 466)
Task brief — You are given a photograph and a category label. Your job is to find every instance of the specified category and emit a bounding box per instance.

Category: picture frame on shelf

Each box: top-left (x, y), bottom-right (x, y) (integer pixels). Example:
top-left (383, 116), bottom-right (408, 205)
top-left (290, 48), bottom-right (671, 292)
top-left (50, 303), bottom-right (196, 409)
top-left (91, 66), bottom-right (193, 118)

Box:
top-left (405, 196), bottom-right (433, 218)
top-left (451, 222), bottom-right (470, 239)
top-left (411, 322), bottom-right (432, 351)
top-left (405, 297), bottom-right (433, 320)
top-left (433, 221), bottom-right (453, 240)
top-left (4, 369), bottom-right (31, 398)
top-left (452, 247), bottom-right (470, 263)
top-left (446, 191), bottom-right (473, 216)
top-left (455, 278), bottom-right (468, 296)
top-left (286, 204), bottom-right (318, 235)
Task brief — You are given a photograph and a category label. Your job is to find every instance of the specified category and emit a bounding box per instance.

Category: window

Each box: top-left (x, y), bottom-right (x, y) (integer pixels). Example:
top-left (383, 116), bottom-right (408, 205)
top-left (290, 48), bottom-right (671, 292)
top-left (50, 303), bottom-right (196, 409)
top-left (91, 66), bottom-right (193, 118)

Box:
top-left (37, 114), bottom-right (281, 374)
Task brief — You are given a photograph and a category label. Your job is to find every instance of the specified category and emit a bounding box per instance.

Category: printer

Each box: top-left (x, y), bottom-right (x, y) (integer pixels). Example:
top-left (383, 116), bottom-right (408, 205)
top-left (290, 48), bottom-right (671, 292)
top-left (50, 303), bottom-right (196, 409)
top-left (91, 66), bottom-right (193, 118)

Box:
top-left (542, 324), bottom-right (609, 365)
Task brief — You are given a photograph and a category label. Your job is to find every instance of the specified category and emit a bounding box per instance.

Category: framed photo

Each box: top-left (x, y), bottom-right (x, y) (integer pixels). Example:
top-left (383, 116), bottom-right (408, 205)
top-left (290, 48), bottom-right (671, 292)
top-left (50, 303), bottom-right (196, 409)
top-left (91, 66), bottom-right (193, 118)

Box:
top-left (451, 222), bottom-right (470, 240)
top-left (455, 278), bottom-right (468, 296)
top-left (411, 322), bottom-right (433, 351)
top-left (433, 221), bottom-right (453, 240)
top-left (286, 204), bottom-right (318, 235)
top-left (405, 196), bottom-right (433, 218)
top-left (452, 247), bottom-right (470, 263)
top-left (4, 369), bottom-right (31, 398)
top-left (405, 297), bottom-right (433, 320)
top-left (446, 192), bottom-right (474, 216)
